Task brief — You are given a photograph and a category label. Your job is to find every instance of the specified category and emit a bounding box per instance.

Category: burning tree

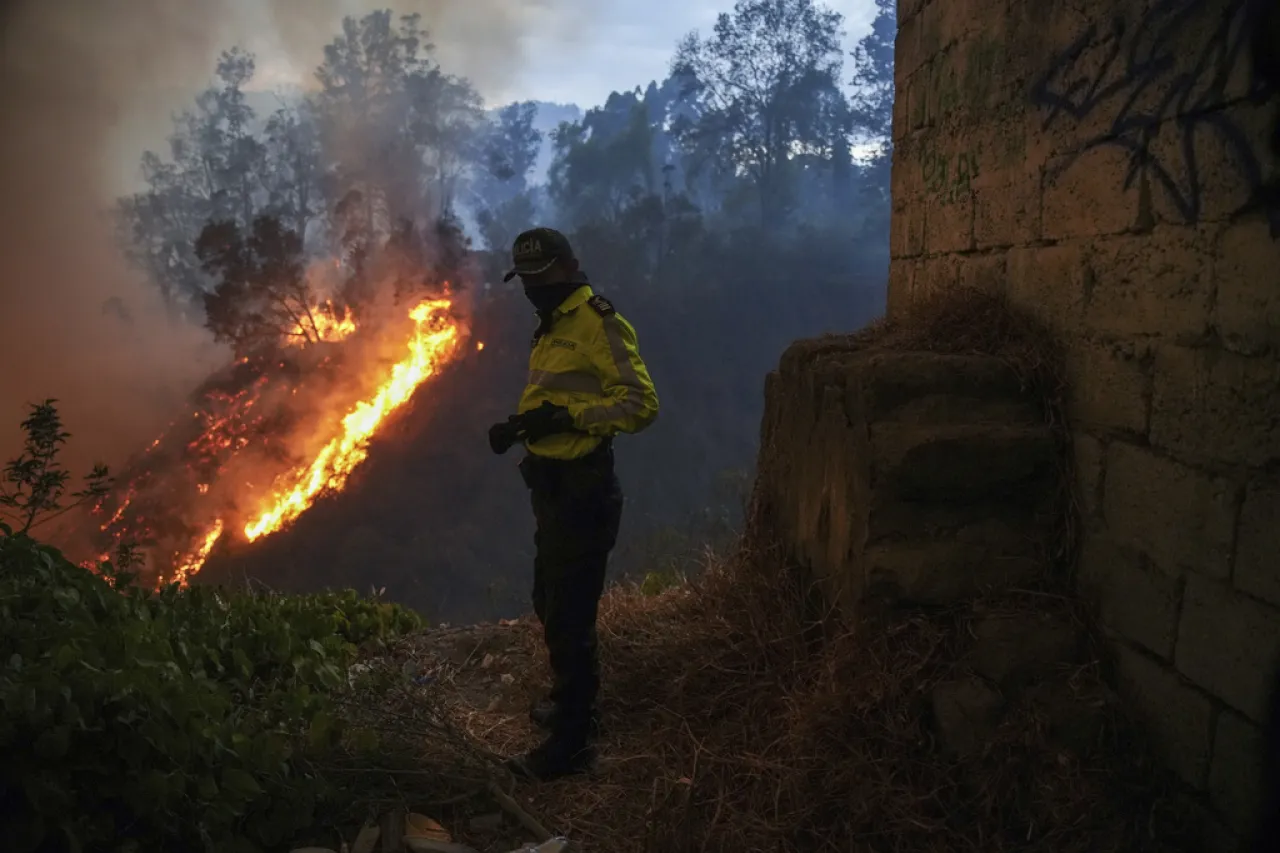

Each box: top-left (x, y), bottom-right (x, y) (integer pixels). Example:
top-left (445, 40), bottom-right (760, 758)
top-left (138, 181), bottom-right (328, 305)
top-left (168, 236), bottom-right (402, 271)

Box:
top-left (198, 215), bottom-right (356, 357)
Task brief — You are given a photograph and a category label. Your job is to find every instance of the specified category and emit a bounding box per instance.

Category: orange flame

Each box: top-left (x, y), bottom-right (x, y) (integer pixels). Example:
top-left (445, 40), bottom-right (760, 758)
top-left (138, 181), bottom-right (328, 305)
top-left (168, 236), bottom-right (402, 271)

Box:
top-left (287, 300), bottom-right (357, 346)
top-left (172, 518), bottom-right (224, 585)
top-left (243, 298), bottom-right (459, 541)
top-left (95, 294), bottom-right (464, 587)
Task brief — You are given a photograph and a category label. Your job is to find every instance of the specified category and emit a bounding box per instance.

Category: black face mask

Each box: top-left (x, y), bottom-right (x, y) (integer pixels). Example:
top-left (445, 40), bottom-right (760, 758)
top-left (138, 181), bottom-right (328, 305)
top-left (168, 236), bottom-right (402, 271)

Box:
top-left (523, 281), bottom-right (580, 314)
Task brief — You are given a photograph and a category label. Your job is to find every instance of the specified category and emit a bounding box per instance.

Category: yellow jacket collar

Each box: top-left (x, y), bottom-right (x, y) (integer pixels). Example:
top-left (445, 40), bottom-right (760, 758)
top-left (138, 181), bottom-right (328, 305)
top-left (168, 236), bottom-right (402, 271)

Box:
top-left (554, 284), bottom-right (594, 317)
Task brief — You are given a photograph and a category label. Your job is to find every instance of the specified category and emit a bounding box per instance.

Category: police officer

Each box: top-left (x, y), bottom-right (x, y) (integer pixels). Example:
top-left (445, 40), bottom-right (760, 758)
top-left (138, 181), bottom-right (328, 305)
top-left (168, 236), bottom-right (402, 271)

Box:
top-left (488, 227), bottom-right (659, 780)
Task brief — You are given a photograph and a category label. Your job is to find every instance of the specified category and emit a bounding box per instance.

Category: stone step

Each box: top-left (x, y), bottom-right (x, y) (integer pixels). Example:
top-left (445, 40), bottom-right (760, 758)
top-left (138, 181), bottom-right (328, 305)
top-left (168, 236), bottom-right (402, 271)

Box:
top-left (862, 524), bottom-right (1046, 605)
top-left (773, 345), bottom-right (1045, 424)
top-left (963, 609), bottom-right (1085, 686)
top-left (869, 422), bottom-right (1057, 503)
top-left (848, 350), bottom-right (1045, 426)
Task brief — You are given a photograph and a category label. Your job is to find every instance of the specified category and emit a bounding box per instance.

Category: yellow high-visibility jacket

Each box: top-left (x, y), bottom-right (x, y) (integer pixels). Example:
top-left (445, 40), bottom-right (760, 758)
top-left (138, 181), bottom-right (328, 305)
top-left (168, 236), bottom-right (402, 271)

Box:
top-left (519, 284), bottom-right (659, 460)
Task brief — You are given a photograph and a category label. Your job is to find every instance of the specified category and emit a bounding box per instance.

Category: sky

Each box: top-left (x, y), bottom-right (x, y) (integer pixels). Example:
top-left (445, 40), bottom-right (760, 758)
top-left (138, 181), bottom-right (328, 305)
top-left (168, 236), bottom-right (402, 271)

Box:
top-left (104, 0), bottom-right (881, 191)
top-left (438, 0), bottom-right (881, 106)
top-left (240, 0), bottom-right (881, 106)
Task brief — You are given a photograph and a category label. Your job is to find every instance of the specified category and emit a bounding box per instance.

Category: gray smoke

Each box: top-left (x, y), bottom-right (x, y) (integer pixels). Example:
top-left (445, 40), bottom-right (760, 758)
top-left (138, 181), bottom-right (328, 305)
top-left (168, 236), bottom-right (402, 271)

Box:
top-left (0, 0), bottom-right (590, 474)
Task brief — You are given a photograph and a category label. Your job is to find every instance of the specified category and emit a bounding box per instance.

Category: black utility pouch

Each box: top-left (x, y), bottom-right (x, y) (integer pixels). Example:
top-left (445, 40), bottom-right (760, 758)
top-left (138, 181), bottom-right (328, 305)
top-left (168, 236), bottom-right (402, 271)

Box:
top-left (518, 454), bottom-right (555, 492)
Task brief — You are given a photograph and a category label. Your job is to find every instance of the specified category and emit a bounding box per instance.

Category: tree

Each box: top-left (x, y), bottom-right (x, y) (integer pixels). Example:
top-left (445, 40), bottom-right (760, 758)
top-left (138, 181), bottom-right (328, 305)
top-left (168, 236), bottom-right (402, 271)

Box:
top-left (116, 48), bottom-right (267, 317)
top-left (848, 0), bottom-right (896, 149)
top-left (472, 102), bottom-right (542, 207)
top-left (261, 100), bottom-right (325, 241)
top-left (671, 0), bottom-right (848, 227)
top-left (313, 11), bottom-right (484, 236)
top-left (196, 216), bottom-right (330, 356)
top-left (549, 93), bottom-right (659, 227)
top-left (0, 401), bottom-right (110, 536)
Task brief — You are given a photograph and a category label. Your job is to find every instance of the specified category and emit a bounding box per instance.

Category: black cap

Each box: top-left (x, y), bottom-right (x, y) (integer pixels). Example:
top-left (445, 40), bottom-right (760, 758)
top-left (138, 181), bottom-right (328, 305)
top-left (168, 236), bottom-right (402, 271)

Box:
top-left (502, 227), bottom-right (575, 283)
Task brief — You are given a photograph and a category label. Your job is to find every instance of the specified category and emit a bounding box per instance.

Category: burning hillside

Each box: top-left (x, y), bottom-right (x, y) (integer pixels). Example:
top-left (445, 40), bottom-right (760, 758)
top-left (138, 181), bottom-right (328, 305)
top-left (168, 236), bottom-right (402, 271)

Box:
top-left (85, 288), bottom-right (473, 587)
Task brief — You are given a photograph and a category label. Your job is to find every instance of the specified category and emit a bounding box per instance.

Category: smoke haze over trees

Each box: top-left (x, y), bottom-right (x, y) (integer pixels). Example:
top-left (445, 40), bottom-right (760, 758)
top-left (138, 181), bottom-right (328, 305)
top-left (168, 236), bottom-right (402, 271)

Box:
top-left (17, 0), bottom-right (895, 623)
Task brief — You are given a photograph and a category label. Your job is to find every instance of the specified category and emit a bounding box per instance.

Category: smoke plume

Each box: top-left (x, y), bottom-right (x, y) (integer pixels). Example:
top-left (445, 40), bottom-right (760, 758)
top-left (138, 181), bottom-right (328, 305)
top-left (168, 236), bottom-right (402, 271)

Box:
top-left (0, 0), bottom-right (589, 474)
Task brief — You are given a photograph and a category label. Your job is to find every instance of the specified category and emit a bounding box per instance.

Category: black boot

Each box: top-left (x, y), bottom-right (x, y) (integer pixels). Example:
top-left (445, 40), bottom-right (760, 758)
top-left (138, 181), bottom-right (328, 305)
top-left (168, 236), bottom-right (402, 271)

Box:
top-left (529, 698), bottom-right (602, 736)
top-left (505, 734), bottom-right (596, 782)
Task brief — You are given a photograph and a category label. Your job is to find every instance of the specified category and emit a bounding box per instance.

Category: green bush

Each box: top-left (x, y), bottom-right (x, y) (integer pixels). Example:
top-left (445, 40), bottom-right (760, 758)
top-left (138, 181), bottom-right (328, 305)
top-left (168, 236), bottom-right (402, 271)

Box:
top-left (0, 524), bottom-right (423, 853)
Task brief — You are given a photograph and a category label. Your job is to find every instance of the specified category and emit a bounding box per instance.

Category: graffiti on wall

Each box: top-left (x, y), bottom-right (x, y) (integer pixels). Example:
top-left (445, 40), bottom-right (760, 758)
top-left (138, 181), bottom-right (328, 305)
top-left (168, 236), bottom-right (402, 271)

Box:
top-left (930, 39), bottom-right (1008, 125)
top-left (1028, 0), bottom-right (1279, 236)
top-left (920, 147), bottom-right (980, 205)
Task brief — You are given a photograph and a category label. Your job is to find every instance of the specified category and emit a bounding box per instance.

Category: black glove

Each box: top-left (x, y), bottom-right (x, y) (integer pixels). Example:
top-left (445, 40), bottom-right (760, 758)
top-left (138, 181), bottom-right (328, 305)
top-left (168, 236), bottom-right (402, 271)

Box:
top-left (517, 401), bottom-right (575, 443)
top-left (488, 418), bottom-right (522, 455)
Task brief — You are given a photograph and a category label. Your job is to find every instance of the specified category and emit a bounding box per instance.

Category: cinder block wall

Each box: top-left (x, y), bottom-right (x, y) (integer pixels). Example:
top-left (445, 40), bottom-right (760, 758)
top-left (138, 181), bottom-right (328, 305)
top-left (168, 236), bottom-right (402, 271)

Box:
top-left (888, 0), bottom-right (1279, 843)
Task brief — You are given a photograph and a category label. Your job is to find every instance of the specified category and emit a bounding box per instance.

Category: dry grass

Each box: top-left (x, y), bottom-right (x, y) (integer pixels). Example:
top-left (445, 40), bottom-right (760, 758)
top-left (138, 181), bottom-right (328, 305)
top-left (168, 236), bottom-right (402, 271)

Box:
top-left (319, 546), bottom-right (1194, 853)
top-left (496, 552), bottom-right (1193, 853)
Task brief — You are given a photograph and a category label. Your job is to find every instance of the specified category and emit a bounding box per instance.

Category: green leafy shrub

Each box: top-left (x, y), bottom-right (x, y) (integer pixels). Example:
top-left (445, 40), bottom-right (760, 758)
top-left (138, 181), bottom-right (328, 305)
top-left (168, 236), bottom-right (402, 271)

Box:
top-left (0, 524), bottom-right (423, 853)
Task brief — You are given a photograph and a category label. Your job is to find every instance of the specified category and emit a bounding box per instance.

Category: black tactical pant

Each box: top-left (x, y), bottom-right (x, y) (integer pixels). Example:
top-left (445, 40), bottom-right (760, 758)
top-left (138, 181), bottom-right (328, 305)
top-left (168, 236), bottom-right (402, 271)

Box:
top-left (518, 441), bottom-right (623, 747)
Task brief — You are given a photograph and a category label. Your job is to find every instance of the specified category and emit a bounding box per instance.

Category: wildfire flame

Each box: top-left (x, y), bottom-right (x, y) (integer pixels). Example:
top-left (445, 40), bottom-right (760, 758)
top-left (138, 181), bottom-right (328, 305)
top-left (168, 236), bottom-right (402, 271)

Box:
top-left (91, 292), bottom-right (467, 588)
top-left (242, 298), bottom-right (459, 541)
top-left (172, 519), bottom-right (224, 586)
top-left (287, 300), bottom-right (357, 346)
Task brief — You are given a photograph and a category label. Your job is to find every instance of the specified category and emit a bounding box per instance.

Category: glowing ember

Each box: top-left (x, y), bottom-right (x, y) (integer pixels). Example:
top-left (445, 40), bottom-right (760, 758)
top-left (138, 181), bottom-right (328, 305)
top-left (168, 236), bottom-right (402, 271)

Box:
top-left (243, 298), bottom-right (459, 541)
top-left (172, 518), bottom-right (224, 585)
top-left (100, 494), bottom-right (133, 531)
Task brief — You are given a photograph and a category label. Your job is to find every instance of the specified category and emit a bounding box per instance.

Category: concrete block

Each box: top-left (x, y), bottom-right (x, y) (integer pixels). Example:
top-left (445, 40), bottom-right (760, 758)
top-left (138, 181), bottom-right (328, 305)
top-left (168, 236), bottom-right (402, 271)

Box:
top-left (1113, 643), bottom-right (1214, 788)
top-left (924, 192), bottom-right (975, 254)
top-left (894, 6), bottom-right (925, 78)
top-left (912, 253), bottom-right (962, 302)
top-left (892, 131), bottom-right (926, 200)
top-left (1175, 574), bottom-right (1280, 721)
top-left (1209, 710), bottom-right (1265, 834)
top-left (968, 119), bottom-right (1033, 183)
top-left (889, 199), bottom-right (925, 259)
top-left (1077, 532), bottom-right (1183, 660)
top-left (974, 170), bottom-right (1042, 248)
top-left (1072, 432), bottom-right (1104, 523)
top-left (1101, 442), bottom-right (1236, 580)
top-left (897, 0), bottom-right (927, 23)
top-left (1084, 227), bottom-right (1215, 342)
top-left (1062, 339), bottom-right (1151, 434)
top-left (954, 250), bottom-right (1006, 294)
top-left (1214, 219), bottom-right (1280, 357)
top-left (1042, 146), bottom-right (1144, 240)
top-left (885, 259), bottom-right (918, 318)
top-left (1150, 345), bottom-right (1280, 468)
top-left (1031, 45), bottom-right (1134, 161)
top-left (1006, 242), bottom-right (1089, 337)
top-left (891, 75), bottom-right (912, 143)
top-left (965, 609), bottom-right (1083, 686)
top-left (1235, 478), bottom-right (1280, 607)
top-left (909, 66), bottom-right (930, 131)
top-left (1149, 101), bottom-right (1278, 229)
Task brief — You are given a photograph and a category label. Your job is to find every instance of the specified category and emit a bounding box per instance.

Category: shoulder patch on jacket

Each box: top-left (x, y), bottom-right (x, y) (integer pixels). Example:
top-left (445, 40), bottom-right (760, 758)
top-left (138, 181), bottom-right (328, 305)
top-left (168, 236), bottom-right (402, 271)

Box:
top-left (586, 295), bottom-right (615, 317)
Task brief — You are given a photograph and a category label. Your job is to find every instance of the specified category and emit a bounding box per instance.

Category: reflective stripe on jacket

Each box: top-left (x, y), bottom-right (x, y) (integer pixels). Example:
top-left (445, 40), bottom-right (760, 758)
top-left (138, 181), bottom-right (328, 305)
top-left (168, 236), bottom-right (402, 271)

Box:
top-left (519, 285), bottom-right (658, 460)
